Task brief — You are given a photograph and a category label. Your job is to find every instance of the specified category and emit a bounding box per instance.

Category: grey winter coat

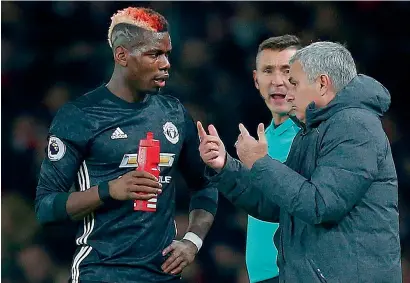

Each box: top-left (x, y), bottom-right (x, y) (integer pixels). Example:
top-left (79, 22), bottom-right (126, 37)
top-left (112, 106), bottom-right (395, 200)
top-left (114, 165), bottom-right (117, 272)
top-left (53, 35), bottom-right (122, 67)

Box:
top-left (210, 75), bottom-right (401, 283)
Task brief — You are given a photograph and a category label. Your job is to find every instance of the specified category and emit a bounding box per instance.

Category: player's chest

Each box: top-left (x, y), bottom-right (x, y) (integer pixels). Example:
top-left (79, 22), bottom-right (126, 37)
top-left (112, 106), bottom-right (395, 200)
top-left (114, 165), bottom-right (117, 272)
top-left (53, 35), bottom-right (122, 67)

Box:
top-left (87, 111), bottom-right (184, 169)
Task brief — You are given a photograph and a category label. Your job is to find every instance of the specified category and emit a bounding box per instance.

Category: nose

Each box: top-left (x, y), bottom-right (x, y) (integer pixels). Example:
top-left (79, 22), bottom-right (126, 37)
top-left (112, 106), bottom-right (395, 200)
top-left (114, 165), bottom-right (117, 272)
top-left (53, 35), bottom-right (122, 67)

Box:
top-left (159, 54), bottom-right (171, 71)
top-left (271, 72), bottom-right (285, 87)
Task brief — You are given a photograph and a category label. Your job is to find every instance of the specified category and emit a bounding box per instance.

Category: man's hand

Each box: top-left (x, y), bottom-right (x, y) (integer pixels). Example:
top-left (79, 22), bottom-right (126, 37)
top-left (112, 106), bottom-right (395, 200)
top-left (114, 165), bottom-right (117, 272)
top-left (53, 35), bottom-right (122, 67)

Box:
top-left (197, 121), bottom-right (226, 172)
top-left (108, 170), bottom-right (162, 201)
top-left (235, 123), bottom-right (268, 168)
top-left (161, 239), bottom-right (197, 275)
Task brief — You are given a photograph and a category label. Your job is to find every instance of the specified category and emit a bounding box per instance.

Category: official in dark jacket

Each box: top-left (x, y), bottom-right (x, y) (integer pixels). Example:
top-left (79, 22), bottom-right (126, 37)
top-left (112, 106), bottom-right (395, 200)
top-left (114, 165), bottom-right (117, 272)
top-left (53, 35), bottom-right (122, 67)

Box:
top-left (198, 41), bottom-right (401, 283)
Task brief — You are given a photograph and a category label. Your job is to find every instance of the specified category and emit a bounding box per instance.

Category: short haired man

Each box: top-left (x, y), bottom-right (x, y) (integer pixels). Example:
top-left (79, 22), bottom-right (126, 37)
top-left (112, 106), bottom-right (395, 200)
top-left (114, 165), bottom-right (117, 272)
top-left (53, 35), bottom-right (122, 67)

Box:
top-left (35, 7), bottom-right (218, 283)
top-left (246, 35), bottom-right (300, 283)
top-left (199, 41), bottom-right (401, 282)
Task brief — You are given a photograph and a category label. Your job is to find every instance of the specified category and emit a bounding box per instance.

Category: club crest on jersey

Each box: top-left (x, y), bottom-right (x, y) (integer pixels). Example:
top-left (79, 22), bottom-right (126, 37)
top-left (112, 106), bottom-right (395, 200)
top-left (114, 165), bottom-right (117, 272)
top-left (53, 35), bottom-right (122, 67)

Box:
top-left (48, 136), bottom-right (66, 161)
top-left (163, 122), bottom-right (179, 144)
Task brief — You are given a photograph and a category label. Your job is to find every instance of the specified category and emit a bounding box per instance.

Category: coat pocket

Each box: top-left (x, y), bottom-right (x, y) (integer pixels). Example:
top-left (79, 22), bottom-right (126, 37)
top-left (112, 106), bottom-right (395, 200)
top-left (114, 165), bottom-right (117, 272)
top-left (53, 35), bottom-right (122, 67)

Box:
top-left (307, 259), bottom-right (328, 283)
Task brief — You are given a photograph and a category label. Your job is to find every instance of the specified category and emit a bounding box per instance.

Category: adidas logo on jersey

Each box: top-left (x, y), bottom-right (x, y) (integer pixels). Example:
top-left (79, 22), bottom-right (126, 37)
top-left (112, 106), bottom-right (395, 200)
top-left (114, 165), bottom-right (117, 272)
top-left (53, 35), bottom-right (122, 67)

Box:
top-left (111, 127), bottom-right (128, 139)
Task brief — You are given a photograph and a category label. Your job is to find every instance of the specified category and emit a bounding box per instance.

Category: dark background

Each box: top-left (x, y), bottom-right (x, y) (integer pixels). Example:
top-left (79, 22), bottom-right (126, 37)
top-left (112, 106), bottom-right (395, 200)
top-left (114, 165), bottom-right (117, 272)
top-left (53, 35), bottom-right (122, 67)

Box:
top-left (2, 2), bottom-right (410, 282)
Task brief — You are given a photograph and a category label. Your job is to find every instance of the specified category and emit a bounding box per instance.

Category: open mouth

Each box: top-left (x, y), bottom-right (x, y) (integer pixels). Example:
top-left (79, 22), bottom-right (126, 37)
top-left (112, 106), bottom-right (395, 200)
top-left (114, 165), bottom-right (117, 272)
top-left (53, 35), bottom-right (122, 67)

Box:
top-left (269, 93), bottom-right (286, 100)
top-left (153, 74), bottom-right (169, 88)
top-left (153, 78), bottom-right (166, 87)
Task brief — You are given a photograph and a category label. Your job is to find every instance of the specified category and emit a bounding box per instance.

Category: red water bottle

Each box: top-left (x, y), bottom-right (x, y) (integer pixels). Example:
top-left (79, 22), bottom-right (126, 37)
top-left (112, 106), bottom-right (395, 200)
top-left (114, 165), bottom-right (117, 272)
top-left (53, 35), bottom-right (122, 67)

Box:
top-left (134, 132), bottom-right (160, 212)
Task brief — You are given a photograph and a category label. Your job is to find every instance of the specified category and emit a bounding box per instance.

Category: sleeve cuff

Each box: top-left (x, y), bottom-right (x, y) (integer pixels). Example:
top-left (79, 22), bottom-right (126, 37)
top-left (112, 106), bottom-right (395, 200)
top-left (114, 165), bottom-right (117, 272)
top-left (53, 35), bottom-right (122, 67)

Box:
top-left (189, 196), bottom-right (218, 217)
top-left (207, 153), bottom-right (236, 183)
top-left (52, 192), bottom-right (70, 221)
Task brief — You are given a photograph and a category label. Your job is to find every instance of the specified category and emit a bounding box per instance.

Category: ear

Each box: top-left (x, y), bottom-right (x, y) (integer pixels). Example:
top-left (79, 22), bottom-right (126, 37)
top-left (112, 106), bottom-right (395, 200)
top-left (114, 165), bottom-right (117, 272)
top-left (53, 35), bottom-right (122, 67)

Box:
top-left (114, 46), bottom-right (128, 67)
top-left (253, 70), bottom-right (259, 90)
top-left (318, 74), bottom-right (330, 96)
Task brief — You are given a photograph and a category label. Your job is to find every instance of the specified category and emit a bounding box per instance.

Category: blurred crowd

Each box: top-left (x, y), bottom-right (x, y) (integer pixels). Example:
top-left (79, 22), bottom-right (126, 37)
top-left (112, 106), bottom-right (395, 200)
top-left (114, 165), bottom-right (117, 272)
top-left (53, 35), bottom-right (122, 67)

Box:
top-left (2, 2), bottom-right (410, 283)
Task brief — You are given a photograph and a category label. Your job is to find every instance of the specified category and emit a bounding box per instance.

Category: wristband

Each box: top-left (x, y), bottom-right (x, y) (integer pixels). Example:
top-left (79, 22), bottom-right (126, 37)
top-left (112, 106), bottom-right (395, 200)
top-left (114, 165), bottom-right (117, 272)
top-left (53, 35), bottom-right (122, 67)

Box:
top-left (98, 181), bottom-right (112, 203)
top-left (183, 232), bottom-right (203, 251)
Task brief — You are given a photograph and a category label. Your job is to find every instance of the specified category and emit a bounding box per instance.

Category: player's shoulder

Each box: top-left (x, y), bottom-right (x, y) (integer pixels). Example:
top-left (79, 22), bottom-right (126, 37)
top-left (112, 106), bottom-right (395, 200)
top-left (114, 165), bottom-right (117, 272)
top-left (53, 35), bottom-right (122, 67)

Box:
top-left (69, 85), bottom-right (106, 110)
top-left (152, 94), bottom-right (191, 119)
top-left (54, 85), bottom-right (106, 122)
top-left (154, 93), bottom-right (184, 109)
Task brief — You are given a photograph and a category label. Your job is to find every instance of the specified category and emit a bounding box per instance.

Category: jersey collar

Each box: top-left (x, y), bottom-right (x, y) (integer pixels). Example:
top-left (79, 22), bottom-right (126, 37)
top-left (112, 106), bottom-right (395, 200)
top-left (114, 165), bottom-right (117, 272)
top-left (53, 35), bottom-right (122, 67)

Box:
top-left (268, 118), bottom-right (296, 136)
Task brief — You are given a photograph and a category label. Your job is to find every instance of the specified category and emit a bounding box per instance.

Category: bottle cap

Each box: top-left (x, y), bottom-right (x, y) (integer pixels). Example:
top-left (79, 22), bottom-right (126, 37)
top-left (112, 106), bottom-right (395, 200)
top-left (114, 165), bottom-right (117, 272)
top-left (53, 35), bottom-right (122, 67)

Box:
top-left (139, 132), bottom-right (160, 147)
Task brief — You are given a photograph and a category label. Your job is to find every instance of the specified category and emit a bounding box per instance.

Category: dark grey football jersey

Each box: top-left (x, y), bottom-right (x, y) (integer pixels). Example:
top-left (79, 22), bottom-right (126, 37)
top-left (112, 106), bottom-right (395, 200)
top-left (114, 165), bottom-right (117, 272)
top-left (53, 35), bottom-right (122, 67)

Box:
top-left (35, 85), bottom-right (217, 283)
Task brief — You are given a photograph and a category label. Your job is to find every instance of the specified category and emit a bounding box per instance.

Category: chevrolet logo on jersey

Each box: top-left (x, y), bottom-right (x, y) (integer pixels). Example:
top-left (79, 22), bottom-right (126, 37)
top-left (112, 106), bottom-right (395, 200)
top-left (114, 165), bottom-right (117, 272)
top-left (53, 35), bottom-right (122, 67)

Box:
top-left (119, 153), bottom-right (175, 168)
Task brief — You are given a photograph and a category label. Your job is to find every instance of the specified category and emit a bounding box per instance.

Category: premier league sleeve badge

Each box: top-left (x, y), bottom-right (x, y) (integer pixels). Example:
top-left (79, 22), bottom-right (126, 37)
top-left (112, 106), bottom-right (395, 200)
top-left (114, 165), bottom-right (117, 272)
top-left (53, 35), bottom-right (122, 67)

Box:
top-left (48, 136), bottom-right (66, 161)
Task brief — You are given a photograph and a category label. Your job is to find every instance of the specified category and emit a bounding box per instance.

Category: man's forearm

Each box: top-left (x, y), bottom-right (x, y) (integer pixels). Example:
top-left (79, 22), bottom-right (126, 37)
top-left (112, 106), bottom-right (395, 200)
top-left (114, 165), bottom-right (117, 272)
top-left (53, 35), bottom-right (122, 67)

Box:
top-left (36, 186), bottom-right (103, 224)
top-left (185, 209), bottom-right (214, 241)
top-left (210, 154), bottom-right (280, 222)
top-left (66, 186), bottom-right (103, 220)
top-left (186, 185), bottom-right (218, 241)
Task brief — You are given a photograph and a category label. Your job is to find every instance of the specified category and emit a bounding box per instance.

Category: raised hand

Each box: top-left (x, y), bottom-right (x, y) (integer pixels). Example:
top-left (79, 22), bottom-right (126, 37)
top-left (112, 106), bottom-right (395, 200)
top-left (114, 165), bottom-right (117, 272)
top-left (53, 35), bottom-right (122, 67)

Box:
top-left (197, 121), bottom-right (226, 172)
top-left (235, 123), bottom-right (268, 168)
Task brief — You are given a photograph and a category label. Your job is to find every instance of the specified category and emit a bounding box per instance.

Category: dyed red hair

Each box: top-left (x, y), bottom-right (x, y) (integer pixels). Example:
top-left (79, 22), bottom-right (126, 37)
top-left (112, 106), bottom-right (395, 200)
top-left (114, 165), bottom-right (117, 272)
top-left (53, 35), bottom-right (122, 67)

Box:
top-left (108, 7), bottom-right (168, 47)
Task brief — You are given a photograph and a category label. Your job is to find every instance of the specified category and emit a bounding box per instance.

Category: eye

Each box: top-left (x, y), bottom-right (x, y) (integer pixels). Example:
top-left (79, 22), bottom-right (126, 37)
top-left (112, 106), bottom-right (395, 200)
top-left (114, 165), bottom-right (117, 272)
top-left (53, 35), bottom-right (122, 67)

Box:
top-left (150, 53), bottom-right (160, 59)
top-left (263, 68), bottom-right (272, 74)
top-left (283, 69), bottom-right (290, 74)
top-left (289, 79), bottom-right (296, 86)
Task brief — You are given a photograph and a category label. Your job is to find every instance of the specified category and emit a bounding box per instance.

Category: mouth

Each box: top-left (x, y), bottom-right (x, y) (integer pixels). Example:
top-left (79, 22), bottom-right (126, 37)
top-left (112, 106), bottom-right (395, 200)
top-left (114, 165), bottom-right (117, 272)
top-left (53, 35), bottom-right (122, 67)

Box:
top-left (268, 93), bottom-right (286, 101)
top-left (153, 74), bottom-right (169, 88)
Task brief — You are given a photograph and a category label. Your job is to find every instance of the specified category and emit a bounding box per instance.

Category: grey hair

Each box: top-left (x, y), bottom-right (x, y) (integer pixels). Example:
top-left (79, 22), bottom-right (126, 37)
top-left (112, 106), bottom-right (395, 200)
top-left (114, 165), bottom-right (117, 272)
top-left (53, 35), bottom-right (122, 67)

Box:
top-left (289, 41), bottom-right (357, 93)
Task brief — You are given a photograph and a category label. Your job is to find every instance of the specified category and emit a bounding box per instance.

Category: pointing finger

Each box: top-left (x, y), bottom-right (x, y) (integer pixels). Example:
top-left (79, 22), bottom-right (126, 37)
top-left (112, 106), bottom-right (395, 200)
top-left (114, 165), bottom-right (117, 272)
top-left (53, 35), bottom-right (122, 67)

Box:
top-left (257, 123), bottom-right (267, 143)
top-left (208, 124), bottom-right (220, 138)
top-left (197, 121), bottom-right (207, 140)
top-left (238, 123), bottom-right (250, 136)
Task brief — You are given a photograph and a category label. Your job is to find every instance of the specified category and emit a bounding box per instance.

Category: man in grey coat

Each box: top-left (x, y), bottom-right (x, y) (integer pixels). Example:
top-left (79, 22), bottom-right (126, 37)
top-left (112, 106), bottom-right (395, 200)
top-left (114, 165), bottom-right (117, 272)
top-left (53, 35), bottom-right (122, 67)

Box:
top-left (197, 41), bottom-right (402, 283)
